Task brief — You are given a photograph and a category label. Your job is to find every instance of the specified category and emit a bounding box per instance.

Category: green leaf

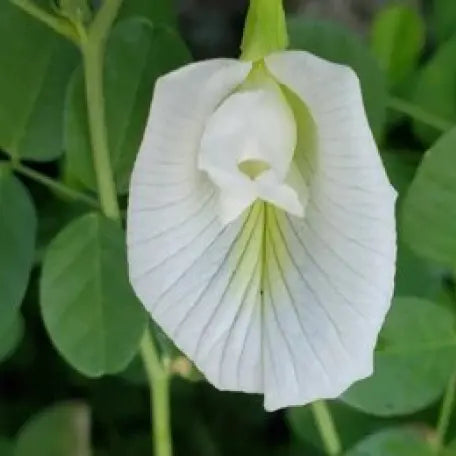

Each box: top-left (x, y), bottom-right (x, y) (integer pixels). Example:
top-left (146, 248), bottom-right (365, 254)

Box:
top-left (370, 4), bottom-right (424, 87)
top-left (0, 437), bottom-right (13, 456)
top-left (118, 0), bottom-right (177, 26)
top-left (0, 1), bottom-right (78, 161)
top-left (0, 166), bottom-right (36, 326)
top-left (40, 213), bottom-right (146, 377)
top-left (15, 402), bottom-right (91, 456)
top-left (412, 36), bottom-right (456, 144)
top-left (443, 439), bottom-right (456, 456)
top-left (65, 18), bottom-right (190, 194)
top-left (0, 314), bottom-right (23, 363)
top-left (345, 428), bottom-right (433, 456)
top-left (402, 127), bottom-right (456, 267)
top-left (342, 298), bottom-right (456, 416)
top-left (288, 18), bottom-right (387, 138)
top-left (59, 0), bottom-right (91, 23)
top-left (287, 402), bottom-right (389, 453)
top-left (432, 0), bottom-right (456, 44)
top-left (381, 151), bottom-right (445, 299)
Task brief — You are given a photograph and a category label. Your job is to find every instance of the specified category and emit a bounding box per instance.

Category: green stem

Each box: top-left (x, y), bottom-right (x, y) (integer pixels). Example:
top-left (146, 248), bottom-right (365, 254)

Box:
top-left (9, 0), bottom-right (79, 44)
top-left (388, 96), bottom-right (453, 133)
top-left (140, 330), bottom-right (172, 456)
top-left (77, 0), bottom-right (125, 221)
top-left (12, 162), bottom-right (99, 208)
top-left (81, 42), bottom-right (120, 220)
top-left (434, 373), bottom-right (456, 453)
top-left (311, 400), bottom-right (342, 456)
top-left (78, 2), bottom-right (173, 455)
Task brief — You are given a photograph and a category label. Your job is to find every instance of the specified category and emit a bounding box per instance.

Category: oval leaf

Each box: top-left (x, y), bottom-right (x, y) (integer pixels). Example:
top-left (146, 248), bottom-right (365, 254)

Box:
top-left (412, 36), bottom-right (456, 144)
top-left (402, 127), bottom-right (456, 267)
top-left (371, 4), bottom-right (424, 87)
top-left (65, 18), bottom-right (190, 194)
top-left (15, 402), bottom-right (91, 456)
top-left (0, 166), bottom-right (36, 326)
top-left (432, 0), bottom-right (456, 44)
top-left (0, 1), bottom-right (78, 161)
top-left (345, 428), bottom-right (433, 456)
top-left (40, 213), bottom-right (146, 376)
top-left (342, 298), bottom-right (456, 416)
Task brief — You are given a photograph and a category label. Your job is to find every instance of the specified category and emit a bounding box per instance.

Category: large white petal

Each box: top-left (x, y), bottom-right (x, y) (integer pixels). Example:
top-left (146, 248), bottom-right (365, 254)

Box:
top-left (256, 51), bottom-right (397, 410)
top-left (128, 53), bottom-right (397, 412)
top-left (127, 58), bottom-right (265, 394)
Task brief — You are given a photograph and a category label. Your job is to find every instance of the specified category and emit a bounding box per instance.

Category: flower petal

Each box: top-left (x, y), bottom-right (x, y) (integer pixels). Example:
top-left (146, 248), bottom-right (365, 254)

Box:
top-left (258, 51), bottom-right (397, 409)
top-left (128, 53), bottom-right (397, 412)
top-left (127, 58), bottom-right (264, 394)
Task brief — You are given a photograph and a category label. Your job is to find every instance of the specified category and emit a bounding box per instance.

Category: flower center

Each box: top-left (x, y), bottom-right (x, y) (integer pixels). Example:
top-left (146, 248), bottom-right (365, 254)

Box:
top-left (238, 159), bottom-right (271, 179)
top-left (198, 66), bottom-right (305, 225)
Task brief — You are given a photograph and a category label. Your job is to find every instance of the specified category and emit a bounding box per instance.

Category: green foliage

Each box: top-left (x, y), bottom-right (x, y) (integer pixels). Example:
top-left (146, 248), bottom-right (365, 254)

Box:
top-left (118, 0), bottom-right (177, 26)
top-left (382, 151), bottom-right (445, 300)
top-left (15, 402), bottom-right (91, 456)
top-left (59, 0), bottom-right (91, 23)
top-left (0, 166), bottom-right (36, 329)
top-left (288, 17), bottom-right (387, 138)
top-left (287, 402), bottom-right (389, 452)
top-left (0, 1), bottom-right (78, 161)
top-left (412, 36), bottom-right (456, 143)
top-left (345, 427), bottom-right (433, 456)
top-left (402, 127), bottom-right (456, 267)
top-left (40, 213), bottom-right (146, 376)
top-left (0, 315), bottom-right (23, 364)
top-left (65, 18), bottom-right (190, 194)
top-left (371, 4), bottom-right (424, 87)
top-left (342, 298), bottom-right (456, 416)
top-left (0, 437), bottom-right (13, 456)
top-left (432, 0), bottom-right (456, 43)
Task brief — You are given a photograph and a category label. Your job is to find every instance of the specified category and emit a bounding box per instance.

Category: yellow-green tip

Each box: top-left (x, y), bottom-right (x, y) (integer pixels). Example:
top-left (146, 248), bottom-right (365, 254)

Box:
top-left (240, 0), bottom-right (289, 61)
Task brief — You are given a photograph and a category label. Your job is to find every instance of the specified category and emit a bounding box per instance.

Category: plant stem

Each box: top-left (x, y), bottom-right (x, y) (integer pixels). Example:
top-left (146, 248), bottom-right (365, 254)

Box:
top-left (311, 400), bottom-right (342, 456)
top-left (434, 373), bottom-right (456, 453)
top-left (81, 42), bottom-right (120, 220)
top-left (12, 162), bottom-right (99, 208)
top-left (141, 330), bottom-right (172, 456)
top-left (78, 2), bottom-right (173, 455)
top-left (388, 96), bottom-right (453, 133)
top-left (77, 0), bottom-right (125, 221)
top-left (9, 0), bottom-right (79, 44)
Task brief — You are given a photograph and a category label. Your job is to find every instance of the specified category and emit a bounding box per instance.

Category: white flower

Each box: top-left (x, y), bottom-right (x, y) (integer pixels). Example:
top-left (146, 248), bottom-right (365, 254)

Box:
top-left (127, 51), bottom-right (397, 411)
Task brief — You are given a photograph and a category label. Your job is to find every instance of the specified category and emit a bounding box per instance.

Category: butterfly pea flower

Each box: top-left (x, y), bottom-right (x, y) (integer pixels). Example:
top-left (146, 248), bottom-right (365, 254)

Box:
top-left (127, 1), bottom-right (396, 411)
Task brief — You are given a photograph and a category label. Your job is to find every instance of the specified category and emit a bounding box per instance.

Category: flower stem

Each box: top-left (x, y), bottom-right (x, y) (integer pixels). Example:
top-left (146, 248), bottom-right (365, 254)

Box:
top-left (141, 330), bottom-right (172, 456)
top-left (311, 400), bottom-right (342, 456)
top-left (78, 0), bottom-right (123, 221)
top-left (81, 41), bottom-right (120, 220)
top-left (77, 2), bottom-right (173, 455)
top-left (9, 0), bottom-right (79, 44)
top-left (434, 372), bottom-right (456, 453)
top-left (11, 162), bottom-right (99, 208)
top-left (388, 96), bottom-right (453, 133)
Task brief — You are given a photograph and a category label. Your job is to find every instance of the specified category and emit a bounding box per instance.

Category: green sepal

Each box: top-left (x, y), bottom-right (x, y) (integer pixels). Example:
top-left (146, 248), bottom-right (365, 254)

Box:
top-left (240, 0), bottom-right (288, 61)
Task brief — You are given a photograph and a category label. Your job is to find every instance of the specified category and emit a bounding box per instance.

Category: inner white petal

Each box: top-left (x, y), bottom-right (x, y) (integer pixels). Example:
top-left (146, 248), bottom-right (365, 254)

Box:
top-left (198, 71), bottom-right (305, 225)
